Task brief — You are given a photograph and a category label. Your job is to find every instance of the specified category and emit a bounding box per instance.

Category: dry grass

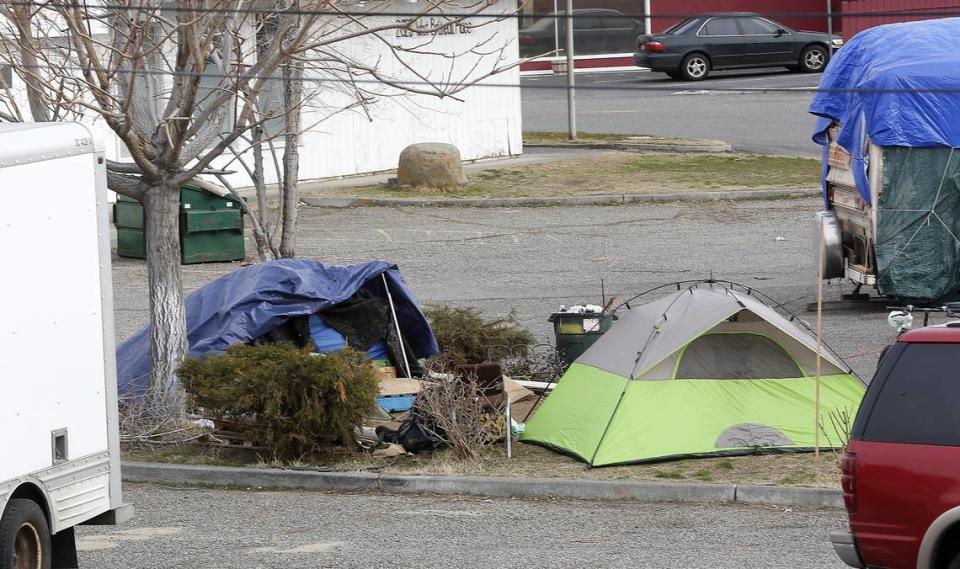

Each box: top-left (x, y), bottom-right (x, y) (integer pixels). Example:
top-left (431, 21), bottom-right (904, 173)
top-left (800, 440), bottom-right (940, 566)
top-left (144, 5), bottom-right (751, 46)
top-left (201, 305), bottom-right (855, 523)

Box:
top-left (364, 444), bottom-right (840, 488)
top-left (125, 440), bottom-right (841, 488)
top-left (523, 131), bottom-right (636, 143)
top-left (122, 443), bottom-right (252, 467)
top-left (310, 152), bottom-right (820, 200)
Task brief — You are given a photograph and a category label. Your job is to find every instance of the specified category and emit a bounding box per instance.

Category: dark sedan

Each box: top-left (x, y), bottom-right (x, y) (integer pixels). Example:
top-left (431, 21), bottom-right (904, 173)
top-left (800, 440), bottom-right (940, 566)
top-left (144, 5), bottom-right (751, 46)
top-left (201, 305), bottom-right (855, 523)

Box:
top-left (519, 9), bottom-right (643, 59)
top-left (634, 13), bottom-right (843, 80)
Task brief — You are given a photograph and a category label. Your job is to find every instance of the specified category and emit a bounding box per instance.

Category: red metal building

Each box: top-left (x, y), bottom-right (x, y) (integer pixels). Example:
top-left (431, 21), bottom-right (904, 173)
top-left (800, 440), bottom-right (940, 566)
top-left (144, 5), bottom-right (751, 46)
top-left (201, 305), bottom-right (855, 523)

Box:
top-left (841, 0), bottom-right (960, 37)
top-left (518, 0), bottom-right (960, 71)
top-left (649, 0), bottom-right (842, 34)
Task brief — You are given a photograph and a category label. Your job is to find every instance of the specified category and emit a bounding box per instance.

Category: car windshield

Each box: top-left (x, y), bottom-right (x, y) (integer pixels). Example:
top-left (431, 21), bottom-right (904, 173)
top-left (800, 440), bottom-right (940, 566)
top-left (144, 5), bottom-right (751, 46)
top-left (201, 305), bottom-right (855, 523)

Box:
top-left (663, 18), bottom-right (699, 35)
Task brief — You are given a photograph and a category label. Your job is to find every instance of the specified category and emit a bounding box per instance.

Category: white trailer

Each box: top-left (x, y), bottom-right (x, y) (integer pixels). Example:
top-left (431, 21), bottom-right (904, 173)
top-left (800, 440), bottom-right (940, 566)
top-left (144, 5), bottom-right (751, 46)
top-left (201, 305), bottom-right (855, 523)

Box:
top-left (0, 123), bottom-right (131, 568)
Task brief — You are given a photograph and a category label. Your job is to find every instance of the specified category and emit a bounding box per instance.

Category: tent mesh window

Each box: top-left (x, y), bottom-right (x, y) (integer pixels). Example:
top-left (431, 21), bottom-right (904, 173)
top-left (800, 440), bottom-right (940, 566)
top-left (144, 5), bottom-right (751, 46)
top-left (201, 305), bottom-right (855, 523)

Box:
top-left (675, 333), bottom-right (803, 379)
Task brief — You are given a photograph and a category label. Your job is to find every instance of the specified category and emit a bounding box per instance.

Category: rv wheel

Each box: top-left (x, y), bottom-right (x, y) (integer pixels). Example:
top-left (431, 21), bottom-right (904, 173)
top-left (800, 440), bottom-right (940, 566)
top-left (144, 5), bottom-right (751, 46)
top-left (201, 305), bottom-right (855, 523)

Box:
top-left (0, 499), bottom-right (51, 569)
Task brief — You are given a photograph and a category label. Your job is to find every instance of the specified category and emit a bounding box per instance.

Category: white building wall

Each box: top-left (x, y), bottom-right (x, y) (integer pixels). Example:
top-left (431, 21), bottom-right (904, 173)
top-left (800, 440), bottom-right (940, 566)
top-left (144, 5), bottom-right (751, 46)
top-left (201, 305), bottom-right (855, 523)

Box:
top-left (296, 78), bottom-right (523, 182)
top-left (5, 0), bottom-right (522, 187)
top-left (209, 0), bottom-right (523, 187)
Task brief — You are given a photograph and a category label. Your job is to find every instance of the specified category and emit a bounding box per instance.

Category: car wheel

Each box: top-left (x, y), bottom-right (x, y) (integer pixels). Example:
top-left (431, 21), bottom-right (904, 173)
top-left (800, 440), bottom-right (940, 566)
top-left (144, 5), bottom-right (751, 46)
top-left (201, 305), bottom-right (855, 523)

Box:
top-left (948, 552), bottom-right (960, 569)
top-left (680, 53), bottom-right (710, 81)
top-left (800, 45), bottom-right (829, 73)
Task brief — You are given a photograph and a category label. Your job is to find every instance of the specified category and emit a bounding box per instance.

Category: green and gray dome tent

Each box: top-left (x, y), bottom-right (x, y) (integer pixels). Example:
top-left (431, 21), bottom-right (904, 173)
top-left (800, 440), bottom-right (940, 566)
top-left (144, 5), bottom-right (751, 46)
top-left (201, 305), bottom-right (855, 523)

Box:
top-left (520, 286), bottom-right (866, 466)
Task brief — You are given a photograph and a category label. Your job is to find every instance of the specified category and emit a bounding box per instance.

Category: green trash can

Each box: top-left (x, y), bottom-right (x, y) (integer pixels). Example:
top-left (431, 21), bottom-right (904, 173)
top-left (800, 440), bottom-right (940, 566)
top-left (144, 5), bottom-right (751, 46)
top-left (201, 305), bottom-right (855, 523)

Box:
top-left (115, 183), bottom-right (246, 264)
top-left (549, 310), bottom-right (615, 367)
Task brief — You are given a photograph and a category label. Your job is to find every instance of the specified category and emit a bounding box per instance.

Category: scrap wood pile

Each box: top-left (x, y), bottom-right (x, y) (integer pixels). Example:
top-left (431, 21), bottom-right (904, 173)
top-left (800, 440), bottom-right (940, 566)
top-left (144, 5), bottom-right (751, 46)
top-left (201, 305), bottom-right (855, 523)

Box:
top-left (357, 362), bottom-right (536, 459)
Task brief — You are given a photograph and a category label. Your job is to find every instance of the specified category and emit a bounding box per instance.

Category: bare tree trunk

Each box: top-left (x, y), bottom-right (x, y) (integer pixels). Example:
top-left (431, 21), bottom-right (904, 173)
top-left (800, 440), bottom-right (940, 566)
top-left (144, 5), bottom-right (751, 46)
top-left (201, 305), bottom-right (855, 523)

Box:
top-left (248, 126), bottom-right (273, 261)
top-left (279, 60), bottom-right (302, 258)
top-left (11, 5), bottom-right (51, 122)
top-left (143, 183), bottom-right (188, 419)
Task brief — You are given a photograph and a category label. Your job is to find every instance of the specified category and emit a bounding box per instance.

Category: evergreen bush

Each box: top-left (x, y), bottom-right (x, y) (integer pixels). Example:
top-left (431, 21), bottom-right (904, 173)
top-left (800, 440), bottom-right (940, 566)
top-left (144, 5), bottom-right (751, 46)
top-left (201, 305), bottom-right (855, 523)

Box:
top-left (424, 304), bottom-right (534, 369)
top-left (179, 344), bottom-right (379, 459)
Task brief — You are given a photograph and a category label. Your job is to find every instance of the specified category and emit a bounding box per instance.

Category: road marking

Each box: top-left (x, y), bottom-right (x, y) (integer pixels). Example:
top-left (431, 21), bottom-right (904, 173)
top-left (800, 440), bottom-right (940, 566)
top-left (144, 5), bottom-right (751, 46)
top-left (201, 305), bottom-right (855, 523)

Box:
top-left (251, 541), bottom-right (343, 554)
top-left (376, 229), bottom-right (393, 242)
top-left (671, 90), bottom-right (714, 96)
top-left (77, 527), bottom-right (182, 552)
top-left (671, 85), bottom-right (818, 96)
top-left (397, 509), bottom-right (482, 518)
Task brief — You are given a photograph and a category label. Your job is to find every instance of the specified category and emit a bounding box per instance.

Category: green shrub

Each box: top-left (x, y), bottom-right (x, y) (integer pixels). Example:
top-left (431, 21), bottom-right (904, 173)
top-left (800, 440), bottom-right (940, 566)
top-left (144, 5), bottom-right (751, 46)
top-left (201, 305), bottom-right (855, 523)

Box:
top-left (179, 344), bottom-right (379, 459)
top-left (424, 304), bottom-right (535, 369)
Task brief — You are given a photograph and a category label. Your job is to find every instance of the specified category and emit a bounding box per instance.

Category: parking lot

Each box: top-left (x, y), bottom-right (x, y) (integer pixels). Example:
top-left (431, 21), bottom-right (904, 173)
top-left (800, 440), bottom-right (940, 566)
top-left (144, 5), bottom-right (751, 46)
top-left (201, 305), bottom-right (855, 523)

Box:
top-left (522, 68), bottom-right (824, 157)
top-left (77, 484), bottom-right (849, 568)
top-left (113, 196), bottom-right (901, 382)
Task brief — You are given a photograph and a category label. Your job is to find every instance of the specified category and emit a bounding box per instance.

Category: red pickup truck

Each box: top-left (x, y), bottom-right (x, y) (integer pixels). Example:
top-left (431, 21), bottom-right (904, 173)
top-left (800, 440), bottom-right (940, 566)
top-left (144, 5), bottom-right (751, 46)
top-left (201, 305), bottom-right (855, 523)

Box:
top-left (832, 323), bottom-right (960, 569)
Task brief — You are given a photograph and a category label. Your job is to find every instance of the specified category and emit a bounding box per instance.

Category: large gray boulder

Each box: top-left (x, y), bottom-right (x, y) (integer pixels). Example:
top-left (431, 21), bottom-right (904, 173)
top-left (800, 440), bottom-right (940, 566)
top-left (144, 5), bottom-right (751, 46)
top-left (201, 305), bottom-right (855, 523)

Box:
top-left (396, 143), bottom-right (467, 190)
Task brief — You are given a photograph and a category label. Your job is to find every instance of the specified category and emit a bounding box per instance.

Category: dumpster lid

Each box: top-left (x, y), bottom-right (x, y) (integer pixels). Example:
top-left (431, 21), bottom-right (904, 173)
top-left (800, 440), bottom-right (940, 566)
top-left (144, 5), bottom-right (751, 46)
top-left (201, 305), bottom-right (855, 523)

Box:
top-left (186, 177), bottom-right (232, 199)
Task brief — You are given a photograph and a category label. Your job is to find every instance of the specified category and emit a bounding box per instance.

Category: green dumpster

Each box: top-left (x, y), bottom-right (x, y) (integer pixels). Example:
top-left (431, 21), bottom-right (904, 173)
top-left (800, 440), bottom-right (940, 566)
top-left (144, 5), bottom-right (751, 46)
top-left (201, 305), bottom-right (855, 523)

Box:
top-left (114, 183), bottom-right (245, 264)
top-left (549, 310), bottom-right (615, 367)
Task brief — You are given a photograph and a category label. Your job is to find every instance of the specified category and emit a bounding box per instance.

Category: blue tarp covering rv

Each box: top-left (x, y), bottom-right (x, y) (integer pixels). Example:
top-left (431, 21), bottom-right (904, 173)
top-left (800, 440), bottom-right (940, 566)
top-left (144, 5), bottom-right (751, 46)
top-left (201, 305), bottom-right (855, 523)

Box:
top-left (810, 17), bottom-right (960, 202)
top-left (809, 18), bottom-right (960, 302)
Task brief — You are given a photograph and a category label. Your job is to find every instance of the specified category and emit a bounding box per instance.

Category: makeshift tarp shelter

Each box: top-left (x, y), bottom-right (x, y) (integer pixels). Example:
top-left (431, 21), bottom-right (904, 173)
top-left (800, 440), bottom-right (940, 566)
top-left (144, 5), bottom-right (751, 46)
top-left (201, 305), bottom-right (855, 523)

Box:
top-left (520, 287), bottom-right (866, 466)
top-left (809, 18), bottom-right (960, 302)
top-left (116, 259), bottom-right (438, 398)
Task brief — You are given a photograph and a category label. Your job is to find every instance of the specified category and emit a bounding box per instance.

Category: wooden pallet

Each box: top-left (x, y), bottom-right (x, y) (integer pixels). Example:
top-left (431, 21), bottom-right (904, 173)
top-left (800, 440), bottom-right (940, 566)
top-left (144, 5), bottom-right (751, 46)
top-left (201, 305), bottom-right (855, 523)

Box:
top-left (198, 419), bottom-right (267, 450)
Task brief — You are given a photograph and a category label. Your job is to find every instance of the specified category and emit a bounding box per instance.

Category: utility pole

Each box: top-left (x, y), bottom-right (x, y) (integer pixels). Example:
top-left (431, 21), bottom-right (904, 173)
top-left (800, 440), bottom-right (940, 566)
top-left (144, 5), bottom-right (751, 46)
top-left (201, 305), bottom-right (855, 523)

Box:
top-left (565, 0), bottom-right (576, 140)
top-left (826, 0), bottom-right (834, 55)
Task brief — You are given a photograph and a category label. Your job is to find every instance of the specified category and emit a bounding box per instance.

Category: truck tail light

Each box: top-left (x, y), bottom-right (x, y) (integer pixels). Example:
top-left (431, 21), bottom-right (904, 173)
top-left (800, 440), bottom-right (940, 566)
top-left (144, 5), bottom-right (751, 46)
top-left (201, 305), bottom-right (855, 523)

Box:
top-left (643, 41), bottom-right (666, 53)
top-left (841, 451), bottom-right (857, 513)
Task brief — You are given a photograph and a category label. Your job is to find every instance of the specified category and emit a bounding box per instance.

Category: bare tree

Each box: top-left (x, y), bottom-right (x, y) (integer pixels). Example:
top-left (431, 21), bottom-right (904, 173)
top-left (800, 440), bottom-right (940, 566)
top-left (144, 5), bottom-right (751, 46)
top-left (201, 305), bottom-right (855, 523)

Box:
top-left (0, 0), bottom-right (518, 419)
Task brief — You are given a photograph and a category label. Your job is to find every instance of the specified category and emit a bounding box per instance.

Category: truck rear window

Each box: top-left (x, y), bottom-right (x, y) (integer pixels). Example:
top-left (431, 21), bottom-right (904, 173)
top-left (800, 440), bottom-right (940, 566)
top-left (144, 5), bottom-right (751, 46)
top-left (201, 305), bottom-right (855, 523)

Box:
top-left (862, 343), bottom-right (960, 446)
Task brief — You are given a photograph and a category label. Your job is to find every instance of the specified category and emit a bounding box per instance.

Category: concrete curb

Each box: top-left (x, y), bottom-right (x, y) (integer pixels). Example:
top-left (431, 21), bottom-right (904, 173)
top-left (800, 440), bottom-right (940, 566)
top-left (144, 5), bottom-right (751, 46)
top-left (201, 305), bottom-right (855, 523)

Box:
top-left (524, 140), bottom-right (733, 153)
top-left (735, 484), bottom-right (843, 509)
top-left (301, 187), bottom-right (820, 209)
top-left (122, 462), bottom-right (841, 508)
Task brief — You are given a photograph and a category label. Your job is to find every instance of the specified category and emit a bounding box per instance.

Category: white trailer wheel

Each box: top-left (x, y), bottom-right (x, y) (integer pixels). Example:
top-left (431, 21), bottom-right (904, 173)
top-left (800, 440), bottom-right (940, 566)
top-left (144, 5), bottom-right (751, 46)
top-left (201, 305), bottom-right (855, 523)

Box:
top-left (0, 499), bottom-right (50, 569)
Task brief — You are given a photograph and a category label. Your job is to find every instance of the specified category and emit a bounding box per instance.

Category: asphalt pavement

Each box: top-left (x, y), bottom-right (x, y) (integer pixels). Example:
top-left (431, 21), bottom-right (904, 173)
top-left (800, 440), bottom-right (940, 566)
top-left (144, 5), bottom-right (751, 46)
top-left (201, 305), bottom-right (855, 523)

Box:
top-left (521, 68), bottom-right (824, 157)
top-left (113, 197), bottom-right (902, 381)
top-left (77, 484), bottom-right (849, 568)
top-left (105, 187), bottom-right (887, 569)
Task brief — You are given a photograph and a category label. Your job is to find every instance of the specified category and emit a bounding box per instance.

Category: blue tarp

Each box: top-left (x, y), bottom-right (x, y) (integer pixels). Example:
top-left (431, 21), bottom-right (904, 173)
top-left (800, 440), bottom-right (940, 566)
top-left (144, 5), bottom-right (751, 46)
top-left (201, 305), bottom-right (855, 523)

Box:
top-left (116, 259), bottom-right (438, 397)
top-left (809, 17), bottom-right (960, 203)
top-left (307, 314), bottom-right (389, 360)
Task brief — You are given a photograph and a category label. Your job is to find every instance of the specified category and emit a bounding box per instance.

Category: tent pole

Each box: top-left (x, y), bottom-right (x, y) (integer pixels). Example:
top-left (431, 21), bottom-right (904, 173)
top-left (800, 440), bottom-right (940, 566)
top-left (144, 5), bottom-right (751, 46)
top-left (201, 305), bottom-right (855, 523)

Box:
top-left (506, 399), bottom-right (513, 459)
top-left (815, 216), bottom-right (826, 478)
top-left (382, 273), bottom-right (412, 378)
